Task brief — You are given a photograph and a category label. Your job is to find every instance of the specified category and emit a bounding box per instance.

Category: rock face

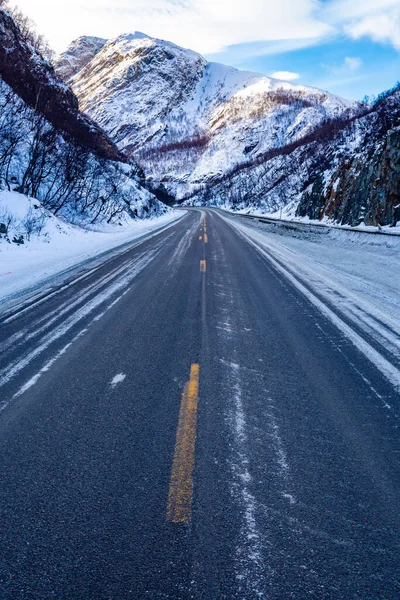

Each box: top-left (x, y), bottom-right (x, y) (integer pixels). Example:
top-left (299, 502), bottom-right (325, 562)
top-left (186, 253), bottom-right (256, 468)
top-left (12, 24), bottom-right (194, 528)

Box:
top-left (294, 91), bottom-right (400, 227)
top-left (54, 36), bottom-right (107, 82)
top-left (190, 87), bottom-right (400, 227)
top-left (56, 32), bottom-right (353, 198)
top-left (0, 10), bottom-right (122, 161)
top-left (320, 120), bottom-right (400, 226)
top-left (67, 33), bottom-right (208, 155)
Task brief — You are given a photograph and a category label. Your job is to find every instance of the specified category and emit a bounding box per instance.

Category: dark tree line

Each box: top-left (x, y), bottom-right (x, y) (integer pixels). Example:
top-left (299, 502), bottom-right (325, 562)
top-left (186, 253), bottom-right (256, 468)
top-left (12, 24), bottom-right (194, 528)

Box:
top-left (140, 134), bottom-right (209, 160)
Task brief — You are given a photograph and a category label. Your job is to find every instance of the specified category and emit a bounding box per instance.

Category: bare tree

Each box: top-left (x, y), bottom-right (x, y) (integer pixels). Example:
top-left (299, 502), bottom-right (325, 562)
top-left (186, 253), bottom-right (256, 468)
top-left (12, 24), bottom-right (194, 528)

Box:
top-left (0, 208), bottom-right (16, 237)
top-left (0, 1), bottom-right (55, 60)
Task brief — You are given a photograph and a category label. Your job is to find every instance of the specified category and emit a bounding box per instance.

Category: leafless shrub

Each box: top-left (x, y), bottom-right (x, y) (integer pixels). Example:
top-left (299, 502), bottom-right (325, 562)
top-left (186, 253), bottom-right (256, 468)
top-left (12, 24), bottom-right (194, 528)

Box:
top-left (21, 207), bottom-right (47, 240)
top-left (0, 208), bottom-right (16, 237)
top-left (140, 134), bottom-right (209, 160)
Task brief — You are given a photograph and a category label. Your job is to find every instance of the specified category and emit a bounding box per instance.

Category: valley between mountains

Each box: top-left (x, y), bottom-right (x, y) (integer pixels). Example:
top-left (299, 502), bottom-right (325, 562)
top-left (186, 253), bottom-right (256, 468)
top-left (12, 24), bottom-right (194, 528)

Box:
top-left (57, 32), bottom-right (400, 228)
top-left (0, 6), bottom-right (400, 600)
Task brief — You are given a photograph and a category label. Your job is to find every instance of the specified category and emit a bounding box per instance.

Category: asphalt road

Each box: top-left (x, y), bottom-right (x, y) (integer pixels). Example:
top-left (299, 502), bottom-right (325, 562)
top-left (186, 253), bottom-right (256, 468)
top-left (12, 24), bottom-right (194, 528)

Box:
top-left (0, 208), bottom-right (399, 599)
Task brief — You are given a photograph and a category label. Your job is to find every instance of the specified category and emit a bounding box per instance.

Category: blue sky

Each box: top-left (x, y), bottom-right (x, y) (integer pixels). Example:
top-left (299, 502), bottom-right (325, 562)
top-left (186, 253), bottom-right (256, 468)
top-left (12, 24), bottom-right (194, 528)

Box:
top-left (209, 36), bottom-right (400, 100)
top-left (13, 0), bottom-right (400, 100)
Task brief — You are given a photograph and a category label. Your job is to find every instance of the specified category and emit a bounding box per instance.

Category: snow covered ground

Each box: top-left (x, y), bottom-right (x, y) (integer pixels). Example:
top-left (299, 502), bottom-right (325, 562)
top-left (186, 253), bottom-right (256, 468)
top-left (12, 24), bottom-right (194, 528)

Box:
top-left (0, 191), bottom-right (184, 307)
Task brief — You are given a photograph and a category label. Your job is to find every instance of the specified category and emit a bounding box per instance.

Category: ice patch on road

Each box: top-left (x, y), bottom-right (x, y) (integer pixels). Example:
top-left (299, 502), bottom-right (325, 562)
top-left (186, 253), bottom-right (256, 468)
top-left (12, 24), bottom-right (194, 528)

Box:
top-left (166, 210), bottom-right (203, 279)
top-left (229, 378), bottom-right (267, 598)
top-left (110, 373), bottom-right (126, 389)
top-left (0, 259), bottom-right (134, 356)
top-left (216, 280), bottom-right (267, 596)
top-left (9, 288), bottom-right (132, 405)
top-left (0, 248), bottom-right (162, 407)
top-left (283, 493), bottom-right (296, 505)
top-left (263, 397), bottom-right (296, 503)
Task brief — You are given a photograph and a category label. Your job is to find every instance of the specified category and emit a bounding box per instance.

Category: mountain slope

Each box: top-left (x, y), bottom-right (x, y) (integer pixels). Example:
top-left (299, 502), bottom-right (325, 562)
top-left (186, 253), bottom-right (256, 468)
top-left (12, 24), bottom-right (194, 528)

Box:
top-left (57, 33), bottom-right (353, 199)
top-left (0, 9), bottom-right (167, 232)
top-left (62, 33), bottom-right (207, 155)
top-left (191, 86), bottom-right (400, 227)
top-left (0, 10), bottom-right (121, 161)
top-left (57, 31), bottom-right (399, 227)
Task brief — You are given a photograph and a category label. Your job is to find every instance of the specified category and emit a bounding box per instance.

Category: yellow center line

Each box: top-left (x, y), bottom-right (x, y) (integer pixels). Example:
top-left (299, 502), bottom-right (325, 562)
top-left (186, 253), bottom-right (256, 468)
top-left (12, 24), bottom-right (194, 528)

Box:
top-left (167, 364), bottom-right (200, 524)
top-left (200, 260), bottom-right (206, 273)
top-left (204, 233), bottom-right (208, 244)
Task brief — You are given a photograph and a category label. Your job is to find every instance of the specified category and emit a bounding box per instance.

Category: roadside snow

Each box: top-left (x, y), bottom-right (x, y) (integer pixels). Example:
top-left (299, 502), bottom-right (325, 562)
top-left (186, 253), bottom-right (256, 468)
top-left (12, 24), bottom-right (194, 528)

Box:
top-left (0, 191), bottom-right (183, 305)
top-left (238, 217), bottom-right (400, 323)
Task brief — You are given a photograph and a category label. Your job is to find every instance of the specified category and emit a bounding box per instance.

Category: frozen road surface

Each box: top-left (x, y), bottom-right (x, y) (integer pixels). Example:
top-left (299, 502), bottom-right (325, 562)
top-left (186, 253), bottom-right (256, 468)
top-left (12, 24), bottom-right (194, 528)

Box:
top-left (0, 208), bottom-right (399, 599)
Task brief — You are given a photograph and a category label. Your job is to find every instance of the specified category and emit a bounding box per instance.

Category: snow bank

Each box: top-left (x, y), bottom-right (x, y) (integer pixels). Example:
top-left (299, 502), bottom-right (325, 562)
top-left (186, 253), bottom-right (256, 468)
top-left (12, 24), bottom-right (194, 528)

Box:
top-left (0, 191), bottom-right (183, 305)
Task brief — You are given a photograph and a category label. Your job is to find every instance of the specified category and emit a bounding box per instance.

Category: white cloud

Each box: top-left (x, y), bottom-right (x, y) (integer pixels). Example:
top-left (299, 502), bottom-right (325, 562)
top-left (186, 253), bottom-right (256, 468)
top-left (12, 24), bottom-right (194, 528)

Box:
top-left (13, 0), bottom-right (400, 61)
top-left (343, 56), bottom-right (363, 71)
top-left (320, 0), bottom-right (400, 51)
top-left (13, 0), bottom-right (334, 54)
top-left (322, 56), bottom-right (363, 76)
top-left (270, 71), bottom-right (301, 81)
top-left (321, 0), bottom-right (399, 23)
top-left (345, 8), bottom-right (400, 50)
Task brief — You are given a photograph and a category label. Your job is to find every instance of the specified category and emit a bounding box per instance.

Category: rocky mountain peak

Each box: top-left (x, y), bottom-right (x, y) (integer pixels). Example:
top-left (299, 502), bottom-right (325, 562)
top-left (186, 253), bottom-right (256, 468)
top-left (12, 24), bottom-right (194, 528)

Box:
top-left (54, 35), bottom-right (108, 82)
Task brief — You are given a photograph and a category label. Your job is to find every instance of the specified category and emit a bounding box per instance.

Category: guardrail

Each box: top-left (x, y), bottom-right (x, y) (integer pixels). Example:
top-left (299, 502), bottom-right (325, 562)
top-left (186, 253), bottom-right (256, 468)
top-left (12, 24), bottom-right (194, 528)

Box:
top-left (226, 211), bottom-right (400, 237)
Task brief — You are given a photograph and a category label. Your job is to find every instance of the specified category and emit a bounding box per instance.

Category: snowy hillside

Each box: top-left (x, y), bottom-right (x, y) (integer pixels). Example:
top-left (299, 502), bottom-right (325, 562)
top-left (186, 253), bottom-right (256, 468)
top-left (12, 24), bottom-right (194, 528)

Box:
top-left (57, 33), bottom-right (353, 199)
top-left (1, 8), bottom-right (170, 236)
top-left (193, 87), bottom-right (400, 228)
top-left (0, 76), bottom-right (164, 226)
top-left (56, 31), bottom-right (399, 227)
top-left (63, 33), bottom-right (207, 156)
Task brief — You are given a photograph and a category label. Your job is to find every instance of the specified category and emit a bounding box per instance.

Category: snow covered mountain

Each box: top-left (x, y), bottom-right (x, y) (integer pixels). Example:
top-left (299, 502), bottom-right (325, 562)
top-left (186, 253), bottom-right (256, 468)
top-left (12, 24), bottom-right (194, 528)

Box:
top-left (55, 36), bottom-right (107, 82)
top-left (189, 87), bottom-right (400, 228)
top-left (56, 33), bottom-right (353, 200)
top-left (56, 32), bottom-right (400, 228)
top-left (0, 9), bottom-right (167, 235)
